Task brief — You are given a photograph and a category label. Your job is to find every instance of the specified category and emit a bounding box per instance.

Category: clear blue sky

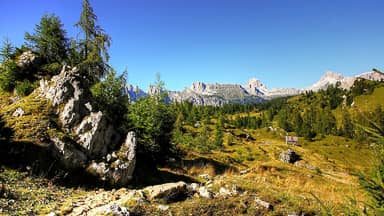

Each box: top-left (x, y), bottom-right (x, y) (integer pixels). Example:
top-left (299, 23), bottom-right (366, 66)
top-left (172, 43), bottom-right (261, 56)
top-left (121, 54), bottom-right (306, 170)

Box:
top-left (1, 0), bottom-right (384, 90)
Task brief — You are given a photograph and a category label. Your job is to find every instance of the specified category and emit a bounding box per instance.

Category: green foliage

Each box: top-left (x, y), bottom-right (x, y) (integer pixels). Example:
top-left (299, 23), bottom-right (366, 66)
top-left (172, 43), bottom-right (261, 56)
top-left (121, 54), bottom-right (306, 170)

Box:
top-left (231, 115), bottom-right (262, 129)
top-left (25, 14), bottom-right (68, 65)
top-left (340, 110), bottom-right (354, 138)
top-left (40, 62), bottom-right (62, 76)
top-left (358, 121), bottom-right (384, 214)
top-left (213, 113), bottom-right (224, 149)
top-left (0, 59), bottom-right (18, 91)
top-left (15, 80), bottom-right (37, 96)
top-left (76, 0), bottom-right (111, 82)
top-left (128, 76), bottom-right (175, 161)
top-left (0, 38), bottom-right (14, 62)
top-left (91, 69), bottom-right (129, 132)
top-left (351, 78), bottom-right (379, 97)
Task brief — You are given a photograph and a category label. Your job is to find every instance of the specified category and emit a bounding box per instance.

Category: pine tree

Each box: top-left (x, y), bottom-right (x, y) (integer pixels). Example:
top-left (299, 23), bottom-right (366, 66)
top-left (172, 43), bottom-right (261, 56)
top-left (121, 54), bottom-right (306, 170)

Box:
top-left (25, 14), bottom-right (68, 64)
top-left (0, 38), bottom-right (14, 62)
top-left (213, 113), bottom-right (224, 149)
top-left (341, 110), bottom-right (354, 138)
top-left (76, 0), bottom-right (111, 82)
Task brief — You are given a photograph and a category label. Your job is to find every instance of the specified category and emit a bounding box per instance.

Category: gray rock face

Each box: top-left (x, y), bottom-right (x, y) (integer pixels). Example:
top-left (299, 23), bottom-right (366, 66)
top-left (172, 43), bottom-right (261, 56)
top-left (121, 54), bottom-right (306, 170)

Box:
top-left (124, 84), bottom-right (146, 102)
top-left (86, 131), bottom-right (137, 186)
top-left (75, 111), bottom-right (119, 157)
top-left (50, 137), bottom-right (87, 169)
top-left (144, 181), bottom-right (188, 203)
top-left (169, 83), bottom-right (265, 106)
top-left (39, 65), bottom-right (121, 171)
top-left (279, 149), bottom-right (299, 164)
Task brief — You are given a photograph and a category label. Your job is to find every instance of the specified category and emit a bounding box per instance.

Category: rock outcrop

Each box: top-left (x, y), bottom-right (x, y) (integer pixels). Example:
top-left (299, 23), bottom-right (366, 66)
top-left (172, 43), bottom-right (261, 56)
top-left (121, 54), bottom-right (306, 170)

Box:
top-left (40, 66), bottom-right (120, 161)
top-left (37, 65), bottom-right (135, 185)
top-left (86, 131), bottom-right (137, 186)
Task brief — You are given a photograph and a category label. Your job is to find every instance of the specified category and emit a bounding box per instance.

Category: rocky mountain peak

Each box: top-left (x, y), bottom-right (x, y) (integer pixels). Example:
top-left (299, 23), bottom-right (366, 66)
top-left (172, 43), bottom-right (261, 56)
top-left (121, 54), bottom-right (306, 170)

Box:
top-left (309, 71), bottom-right (346, 91)
top-left (357, 70), bottom-right (384, 81)
top-left (320, 71), bottom-right (344, 82)
top-left (246, 78), bottom-right (268, 95)
top-left (191, 82), bottom-right (207, 93)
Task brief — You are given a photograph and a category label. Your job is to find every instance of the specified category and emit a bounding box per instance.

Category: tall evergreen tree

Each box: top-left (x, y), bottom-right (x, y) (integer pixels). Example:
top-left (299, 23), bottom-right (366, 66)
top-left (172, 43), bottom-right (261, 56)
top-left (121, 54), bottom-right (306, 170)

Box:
top-left (76, 0), bottom-right (111, 82)
top-left (213, 113), bottom-right (224, 149)
top-left (341, 109), bottom-right (354, 138)
top-left (25, 14), bottom-right (68, 64)
top-left (0, 38), bottom-right (14, 62)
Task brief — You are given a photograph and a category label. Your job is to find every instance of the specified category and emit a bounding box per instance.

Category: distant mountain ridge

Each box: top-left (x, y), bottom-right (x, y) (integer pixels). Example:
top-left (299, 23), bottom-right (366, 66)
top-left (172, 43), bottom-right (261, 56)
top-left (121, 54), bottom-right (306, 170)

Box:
top-left (125, 70), bottom-right (384, 106)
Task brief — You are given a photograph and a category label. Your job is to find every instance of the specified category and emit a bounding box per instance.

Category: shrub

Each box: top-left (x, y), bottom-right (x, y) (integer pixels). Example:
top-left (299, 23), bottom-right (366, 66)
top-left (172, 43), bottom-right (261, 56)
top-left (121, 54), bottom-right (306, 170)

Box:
top-left (0, 59), bottom-right (17, 91)
top-left (15, 80), bottom-right (37, 96)
top-left (40, 62), bottom-right (62, 77)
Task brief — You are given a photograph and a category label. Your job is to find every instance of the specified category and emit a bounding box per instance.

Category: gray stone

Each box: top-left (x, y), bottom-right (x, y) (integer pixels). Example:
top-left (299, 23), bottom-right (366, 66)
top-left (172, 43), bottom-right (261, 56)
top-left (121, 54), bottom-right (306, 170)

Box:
top-left (75, 111), bottom-right (119, 157)
top-left (157, 205), bottom-right (169, 211)
top-left (37, 65), bottom-right (127, 182)
top-left (144, 181), bottom-right (187, 203)
top-left (40, 65), bottom-right (120, 158)
top-left (198, 174), bottom-right (211, 180)
top-left (255, 197), bottom-right (273, 210)
top-left (219, 187), bottom-right (232, 197)
top-left (198, 186), bottom-right (214, 199)
top-left (187, 183), bottom-right (199, 193)
top-left (50, 137), bottom-right (87, 169)
top-left (12, 108), bottom-right (24, 117)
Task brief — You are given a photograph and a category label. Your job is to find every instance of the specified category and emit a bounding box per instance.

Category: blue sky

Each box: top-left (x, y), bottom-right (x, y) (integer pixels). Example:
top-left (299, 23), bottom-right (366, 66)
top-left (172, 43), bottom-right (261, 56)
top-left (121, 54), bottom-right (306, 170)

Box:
top-left (1, 0), bottom-right (384, 90)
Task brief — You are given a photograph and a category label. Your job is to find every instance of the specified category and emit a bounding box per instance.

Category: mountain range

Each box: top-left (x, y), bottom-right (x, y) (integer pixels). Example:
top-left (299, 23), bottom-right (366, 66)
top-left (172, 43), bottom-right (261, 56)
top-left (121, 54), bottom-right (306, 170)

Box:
top-left (125, 70), bottom-right (384, 106)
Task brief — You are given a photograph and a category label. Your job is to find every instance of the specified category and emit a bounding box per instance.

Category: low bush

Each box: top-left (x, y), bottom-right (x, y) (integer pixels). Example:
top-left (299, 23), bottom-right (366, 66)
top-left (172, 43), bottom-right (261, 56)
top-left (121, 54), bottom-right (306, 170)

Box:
top-left (15, 80), bottom-right (37, 96)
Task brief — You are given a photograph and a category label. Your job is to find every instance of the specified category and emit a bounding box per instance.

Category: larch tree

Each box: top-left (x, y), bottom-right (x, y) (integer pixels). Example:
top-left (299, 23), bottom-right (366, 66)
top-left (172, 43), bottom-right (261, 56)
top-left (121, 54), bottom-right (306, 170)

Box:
top-left (76, 0), bottom-right (111, 82)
